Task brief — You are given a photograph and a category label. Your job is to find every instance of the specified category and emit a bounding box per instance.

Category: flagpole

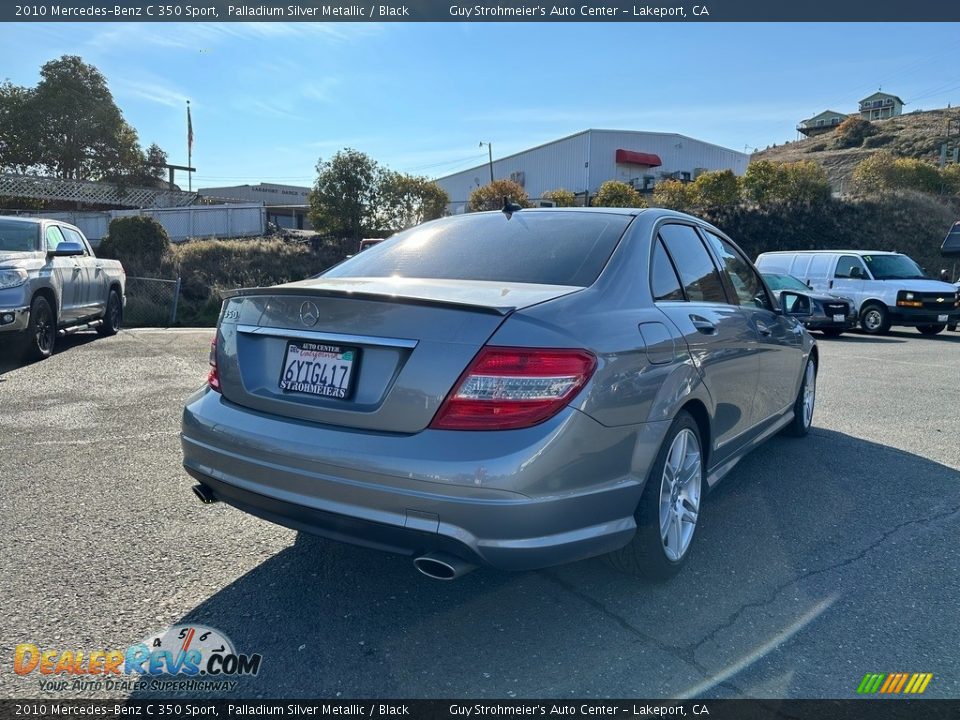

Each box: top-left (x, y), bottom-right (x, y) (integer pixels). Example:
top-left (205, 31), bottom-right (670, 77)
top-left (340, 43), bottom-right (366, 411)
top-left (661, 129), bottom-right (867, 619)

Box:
top-left (186, 100), bottom-right (192, 192)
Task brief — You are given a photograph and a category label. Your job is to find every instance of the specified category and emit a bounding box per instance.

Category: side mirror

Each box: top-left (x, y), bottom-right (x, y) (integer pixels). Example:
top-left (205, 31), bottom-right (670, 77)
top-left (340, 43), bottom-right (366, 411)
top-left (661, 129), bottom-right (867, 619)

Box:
top-left (49, 241), bottom-right (84, 258)
top-left (780, 291), bottom-right (811, 316)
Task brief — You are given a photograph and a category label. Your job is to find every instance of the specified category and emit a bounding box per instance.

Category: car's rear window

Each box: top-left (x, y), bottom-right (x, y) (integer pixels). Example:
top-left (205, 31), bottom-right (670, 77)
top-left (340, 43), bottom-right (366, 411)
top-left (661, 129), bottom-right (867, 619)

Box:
top-left (0, 220), bottom-right (39, 252)
top-left (323, 211), bottom-right (633, 287)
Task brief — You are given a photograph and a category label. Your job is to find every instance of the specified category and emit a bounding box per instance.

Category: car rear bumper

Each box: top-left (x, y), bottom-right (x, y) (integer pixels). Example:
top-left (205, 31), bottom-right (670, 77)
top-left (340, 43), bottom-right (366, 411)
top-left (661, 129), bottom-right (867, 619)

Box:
top-left (181, 387), bottom-right (670, 571)
top-left (0, 305), bottom-right (29, 332)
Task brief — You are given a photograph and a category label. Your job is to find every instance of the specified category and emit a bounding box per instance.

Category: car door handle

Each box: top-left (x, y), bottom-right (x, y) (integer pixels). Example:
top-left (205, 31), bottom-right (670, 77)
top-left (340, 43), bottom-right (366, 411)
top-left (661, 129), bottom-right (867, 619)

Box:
top-left (755, 321), bottom-right (772, 336)
top-left (689, 315), bottom-right (716, 334)
top-left (95, 265), bottom-right (102, 274)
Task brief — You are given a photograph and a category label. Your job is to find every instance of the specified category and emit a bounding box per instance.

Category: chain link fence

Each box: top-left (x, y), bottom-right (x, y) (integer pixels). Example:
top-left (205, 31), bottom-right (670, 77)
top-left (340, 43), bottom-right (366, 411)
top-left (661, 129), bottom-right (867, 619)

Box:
top-left (123, 276), bottom-right (182, 328)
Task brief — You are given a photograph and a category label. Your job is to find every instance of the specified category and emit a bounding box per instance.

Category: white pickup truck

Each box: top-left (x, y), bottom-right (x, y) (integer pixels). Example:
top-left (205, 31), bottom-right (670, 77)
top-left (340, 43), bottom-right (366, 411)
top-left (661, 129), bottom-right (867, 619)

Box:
top-left (0, 216), bottom-right (125, 361)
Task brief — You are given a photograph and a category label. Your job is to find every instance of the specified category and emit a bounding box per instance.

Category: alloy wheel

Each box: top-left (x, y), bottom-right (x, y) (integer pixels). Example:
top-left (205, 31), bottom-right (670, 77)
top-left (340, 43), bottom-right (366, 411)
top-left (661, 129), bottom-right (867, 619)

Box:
top-left (803, 360), bottom-right (816, 428)
top-left (658, 428), bottom-right (701, 562)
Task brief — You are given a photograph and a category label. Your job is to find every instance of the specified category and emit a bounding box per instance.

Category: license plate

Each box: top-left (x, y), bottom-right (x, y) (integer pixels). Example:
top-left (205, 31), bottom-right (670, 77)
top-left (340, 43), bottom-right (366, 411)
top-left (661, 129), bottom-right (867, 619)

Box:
top-left (278, 341), bottom-right (357, 399)
top-left (832, 314), bottom-right (845, 322)
top-left (938, 314), bottom-right (948, 322)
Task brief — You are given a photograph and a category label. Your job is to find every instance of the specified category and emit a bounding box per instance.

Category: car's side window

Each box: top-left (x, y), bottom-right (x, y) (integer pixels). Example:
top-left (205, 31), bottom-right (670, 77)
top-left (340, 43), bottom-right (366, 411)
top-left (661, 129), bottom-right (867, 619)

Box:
top-left (658, 224), bottom-right (728, 304)
top-left (650, 237), bottom-right (685, 302)
top-left (45, 225), bottom-right (65, 252)
top-left (703, 231), bottom-right (773, 311)
top-left (834, 255), bottom-right (866, 278)
top-left (60, 227), bottom-right (89, 255)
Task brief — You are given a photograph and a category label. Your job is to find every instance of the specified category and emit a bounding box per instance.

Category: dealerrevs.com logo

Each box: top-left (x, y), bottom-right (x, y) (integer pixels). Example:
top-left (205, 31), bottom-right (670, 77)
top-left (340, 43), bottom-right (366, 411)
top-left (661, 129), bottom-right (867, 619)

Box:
top-left (14, 624), bottom-right (262, 693)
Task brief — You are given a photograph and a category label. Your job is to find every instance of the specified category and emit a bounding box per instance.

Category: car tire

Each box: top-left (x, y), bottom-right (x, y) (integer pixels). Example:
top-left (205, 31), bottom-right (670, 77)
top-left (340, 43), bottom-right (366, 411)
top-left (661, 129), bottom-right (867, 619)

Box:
top-left (605, 410), bottom-right (703, 580)
top-left (21, 295), bottom-right (56, 362)
top-left (859, 303), bottom-right (890, 335)
top-left (785, 356), bottom-right (817, 438)
top-left (948, 322), bottom-right (957, 331)
top-left (98, 289), bottom-right (122, 337)
top-left (820, 328), bottom-right (844, 338)
top-left (917, 324), bottom-right (945, 336)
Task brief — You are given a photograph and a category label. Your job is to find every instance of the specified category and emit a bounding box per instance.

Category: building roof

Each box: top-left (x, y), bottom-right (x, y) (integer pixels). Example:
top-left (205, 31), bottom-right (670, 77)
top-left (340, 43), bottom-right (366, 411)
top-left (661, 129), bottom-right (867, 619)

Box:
top-left (859, 91), bottom-right (905, 105)
top-left (433, 129), bottom-right (746, 182)
top-left (800, 109), bottom-right (848, 124)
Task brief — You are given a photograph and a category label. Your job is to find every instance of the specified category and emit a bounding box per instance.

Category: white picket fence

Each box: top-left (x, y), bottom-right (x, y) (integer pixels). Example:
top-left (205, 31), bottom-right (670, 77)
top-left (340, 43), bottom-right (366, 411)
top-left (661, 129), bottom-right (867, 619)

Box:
top-left (36, 203), bottom-right (266, 244)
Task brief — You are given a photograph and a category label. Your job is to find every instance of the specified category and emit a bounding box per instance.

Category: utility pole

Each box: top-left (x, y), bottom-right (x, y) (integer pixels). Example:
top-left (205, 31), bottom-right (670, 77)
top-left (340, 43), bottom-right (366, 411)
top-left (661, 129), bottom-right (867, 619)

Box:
top-left (479, 142), bottom-right (494, 183)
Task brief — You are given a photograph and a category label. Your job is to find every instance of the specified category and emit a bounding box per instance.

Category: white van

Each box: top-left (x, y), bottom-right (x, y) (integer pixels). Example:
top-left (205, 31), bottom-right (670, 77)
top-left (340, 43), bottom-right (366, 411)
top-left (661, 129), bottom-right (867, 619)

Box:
top-left (755, 250), bottom-right (960, 335)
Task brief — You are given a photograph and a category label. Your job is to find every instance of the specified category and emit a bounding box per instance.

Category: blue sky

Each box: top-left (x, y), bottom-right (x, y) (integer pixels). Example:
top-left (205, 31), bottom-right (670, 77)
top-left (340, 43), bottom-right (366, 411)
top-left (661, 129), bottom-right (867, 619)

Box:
top-left (2, 22), bottom-right (959, 188)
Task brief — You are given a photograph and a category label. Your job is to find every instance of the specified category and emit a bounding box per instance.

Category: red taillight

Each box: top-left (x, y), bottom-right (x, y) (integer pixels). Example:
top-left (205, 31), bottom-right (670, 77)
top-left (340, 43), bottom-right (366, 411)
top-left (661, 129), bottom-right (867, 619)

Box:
top-left (207, 338), bottom-right (221, 392)
top-left (430, 347), bottom-right (597, 431)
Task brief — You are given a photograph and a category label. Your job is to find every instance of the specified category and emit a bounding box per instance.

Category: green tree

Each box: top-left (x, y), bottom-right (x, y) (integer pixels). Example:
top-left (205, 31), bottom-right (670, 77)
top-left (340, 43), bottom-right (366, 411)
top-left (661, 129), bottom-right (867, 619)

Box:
top-left (97, 216), bottom-right (171, 277)
top-left (691, 169), bottom-right (741, 209)
top-left (0, 81), bottom-right (40, 172)
top-left (591, 180), bottom-right (645, 208)
top-left (652, 179), bottom-right (696, 212)
top-left (0, 56), bottom-right (165, 184)
top-left (309, 148), bottom-right (381, 239)
top-left (742, 160), bottom-right (785, 205)
top-left (377, 171), bottom-right (449, 233)
top-left (780, 161), bottom-right (832, 204)
top-left (33, 56), bottom-right (143, 179)
top-left (541, 188), bottom-right (577, 207)
top-left (468, 179), bottom-right (530, 212)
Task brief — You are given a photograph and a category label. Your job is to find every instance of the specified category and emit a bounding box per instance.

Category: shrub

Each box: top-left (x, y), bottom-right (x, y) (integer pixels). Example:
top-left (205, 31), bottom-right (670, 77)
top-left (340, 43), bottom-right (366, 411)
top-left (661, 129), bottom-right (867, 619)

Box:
top-left (806, 142), bottom-right (827, 152)
top-left (862, 134), bottom-right (894, 149)
top-left (692, 170), bottom-right (741, 209)
top-left (541, 188), bottom-right (577, 207)
top-left (591, 180), bottom-right (645, 208)
top-left (832, 117), bottom-right (876, 149)
top-left (97, 215), bottom-right (170, 277)
top-left (468, 179), bottom-right (530, 212)
top-left (652, 179), bottom-right (696, 212)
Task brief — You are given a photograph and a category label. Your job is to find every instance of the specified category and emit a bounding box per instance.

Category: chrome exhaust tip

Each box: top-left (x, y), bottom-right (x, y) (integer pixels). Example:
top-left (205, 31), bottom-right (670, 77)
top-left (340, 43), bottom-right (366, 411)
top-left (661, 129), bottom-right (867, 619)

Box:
top-left (413, 552), bottom-right (476, 581)
top-left (192, 484), bottom-right (218, 504)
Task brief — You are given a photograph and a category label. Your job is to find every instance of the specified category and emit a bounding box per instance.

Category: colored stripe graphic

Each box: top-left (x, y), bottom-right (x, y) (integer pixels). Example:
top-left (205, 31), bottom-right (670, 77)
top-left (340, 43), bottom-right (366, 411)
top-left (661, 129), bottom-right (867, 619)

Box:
top-left (857, 673), bottom-right (932, 694)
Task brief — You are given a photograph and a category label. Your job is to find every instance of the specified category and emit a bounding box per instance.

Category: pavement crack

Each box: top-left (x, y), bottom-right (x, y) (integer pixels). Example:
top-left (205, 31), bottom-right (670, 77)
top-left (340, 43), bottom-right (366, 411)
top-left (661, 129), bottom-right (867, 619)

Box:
top-left (538, 568), bottom-right (712, 677)
top-left (686, 502), bottom-right (960, 657)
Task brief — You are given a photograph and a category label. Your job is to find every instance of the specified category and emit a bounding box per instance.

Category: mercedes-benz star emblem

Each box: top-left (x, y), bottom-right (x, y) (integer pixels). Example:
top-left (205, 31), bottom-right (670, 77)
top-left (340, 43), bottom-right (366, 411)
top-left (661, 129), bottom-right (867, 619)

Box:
top-left (299, 301), bottom-right (320, 327)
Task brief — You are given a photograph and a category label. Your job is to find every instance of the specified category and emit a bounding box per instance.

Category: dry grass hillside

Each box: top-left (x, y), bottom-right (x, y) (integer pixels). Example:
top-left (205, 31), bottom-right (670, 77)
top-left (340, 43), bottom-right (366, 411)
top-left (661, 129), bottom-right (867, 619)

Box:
top-left (753, 106), bottom-right (960, 191)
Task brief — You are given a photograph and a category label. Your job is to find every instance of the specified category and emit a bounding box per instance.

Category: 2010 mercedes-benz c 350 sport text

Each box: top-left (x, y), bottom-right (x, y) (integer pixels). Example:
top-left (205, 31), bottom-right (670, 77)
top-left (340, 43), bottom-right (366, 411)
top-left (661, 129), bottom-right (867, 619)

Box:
top-left (181, 207), bottom-right (818, 580)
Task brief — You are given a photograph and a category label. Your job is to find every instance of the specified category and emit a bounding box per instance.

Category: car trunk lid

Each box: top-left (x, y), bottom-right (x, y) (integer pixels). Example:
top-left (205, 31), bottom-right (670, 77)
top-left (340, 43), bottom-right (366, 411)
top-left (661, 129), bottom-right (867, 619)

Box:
top-left (215, 277), bottom-right (582, 433)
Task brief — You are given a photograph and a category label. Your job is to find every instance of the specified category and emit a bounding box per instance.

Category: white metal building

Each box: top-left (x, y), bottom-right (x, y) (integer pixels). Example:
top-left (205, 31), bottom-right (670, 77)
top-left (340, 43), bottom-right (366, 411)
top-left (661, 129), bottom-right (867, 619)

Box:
top-left (199, 182), bottom-right (313, 230)
top-left (435, 129), bottom-right (750, 213)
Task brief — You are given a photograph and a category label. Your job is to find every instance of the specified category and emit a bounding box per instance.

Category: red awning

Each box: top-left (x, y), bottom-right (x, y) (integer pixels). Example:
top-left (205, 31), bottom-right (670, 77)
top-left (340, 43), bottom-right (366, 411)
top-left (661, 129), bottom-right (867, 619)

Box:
top-left (615, 149), bottom-right (662, 167)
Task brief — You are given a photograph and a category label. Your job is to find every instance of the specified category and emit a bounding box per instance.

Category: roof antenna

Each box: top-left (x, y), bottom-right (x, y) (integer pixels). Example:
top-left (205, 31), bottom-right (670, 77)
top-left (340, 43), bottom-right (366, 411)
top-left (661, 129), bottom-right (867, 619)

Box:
top-left (501, 196), bottom-right (523, 220)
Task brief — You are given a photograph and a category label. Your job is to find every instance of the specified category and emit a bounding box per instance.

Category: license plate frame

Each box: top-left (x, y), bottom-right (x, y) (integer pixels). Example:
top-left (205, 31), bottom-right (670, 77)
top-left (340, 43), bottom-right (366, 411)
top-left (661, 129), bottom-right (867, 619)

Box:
top-left (832, 313), bottom-right (845, 323)
top-left (277, 340), bottom-right (359, 400)
top-left (938, 314), bottom-right (948, 323)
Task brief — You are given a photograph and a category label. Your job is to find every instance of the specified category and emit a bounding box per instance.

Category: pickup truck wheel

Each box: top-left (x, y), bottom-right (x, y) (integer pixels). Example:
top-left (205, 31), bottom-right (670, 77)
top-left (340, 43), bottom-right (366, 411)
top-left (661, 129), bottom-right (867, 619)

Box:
top-left (98, 289), bottom-right (122, 336)
top-left (859, 303), bottom-right (890, 335)
top-left (917, 324), bottom-right (945, 336)
top-left (22, 295), bottom-right (56, 362)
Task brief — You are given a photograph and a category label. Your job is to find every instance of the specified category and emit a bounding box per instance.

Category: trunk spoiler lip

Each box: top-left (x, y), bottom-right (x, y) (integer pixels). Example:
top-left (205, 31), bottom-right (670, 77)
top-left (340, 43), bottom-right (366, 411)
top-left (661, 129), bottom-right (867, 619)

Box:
top-left (222, 280), bottom-right (586, 316)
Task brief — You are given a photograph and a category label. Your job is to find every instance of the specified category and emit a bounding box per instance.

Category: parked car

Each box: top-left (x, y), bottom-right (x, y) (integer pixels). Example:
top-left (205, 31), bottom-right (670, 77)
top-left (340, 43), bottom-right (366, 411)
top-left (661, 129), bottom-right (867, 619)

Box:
top-left (755, 250), bottom-right (960, 335)
top-left (0, 216), bottom-right (125, 361)
top-left (358, 238), bottom-right (383, 252)
top-left (182, 209), bottom-right (818, 580)
top-left (761, 272), bottom-right (857, 336)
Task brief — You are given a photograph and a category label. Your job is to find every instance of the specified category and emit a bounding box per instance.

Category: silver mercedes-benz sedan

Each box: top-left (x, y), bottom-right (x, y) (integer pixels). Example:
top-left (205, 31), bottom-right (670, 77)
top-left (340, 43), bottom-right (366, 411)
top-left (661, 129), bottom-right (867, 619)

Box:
top-left (181, 208), bottom-right (817, 580)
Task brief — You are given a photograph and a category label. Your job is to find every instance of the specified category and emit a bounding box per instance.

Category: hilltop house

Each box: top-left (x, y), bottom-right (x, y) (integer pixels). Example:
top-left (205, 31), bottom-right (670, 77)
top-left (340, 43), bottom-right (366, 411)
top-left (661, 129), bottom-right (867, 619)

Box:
top-left (797, 110), bottom-right (849, 137)
top-left (859, 92), bottom-right (904, 121)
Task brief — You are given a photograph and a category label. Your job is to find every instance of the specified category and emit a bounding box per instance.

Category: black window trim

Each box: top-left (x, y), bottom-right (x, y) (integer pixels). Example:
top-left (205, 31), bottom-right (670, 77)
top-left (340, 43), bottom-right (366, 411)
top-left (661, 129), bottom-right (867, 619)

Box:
top-left (696, 225), bottom-right (775, 312)
top-left (654, 220), bottom-right (734, 306)
top-left (649, 233), bottom-right (688, 303)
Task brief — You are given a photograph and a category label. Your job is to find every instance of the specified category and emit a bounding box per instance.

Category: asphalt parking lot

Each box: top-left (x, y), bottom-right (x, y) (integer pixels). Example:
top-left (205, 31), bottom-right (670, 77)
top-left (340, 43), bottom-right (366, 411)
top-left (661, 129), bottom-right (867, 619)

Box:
top-left (1, 328), bottom-right (958, 700)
